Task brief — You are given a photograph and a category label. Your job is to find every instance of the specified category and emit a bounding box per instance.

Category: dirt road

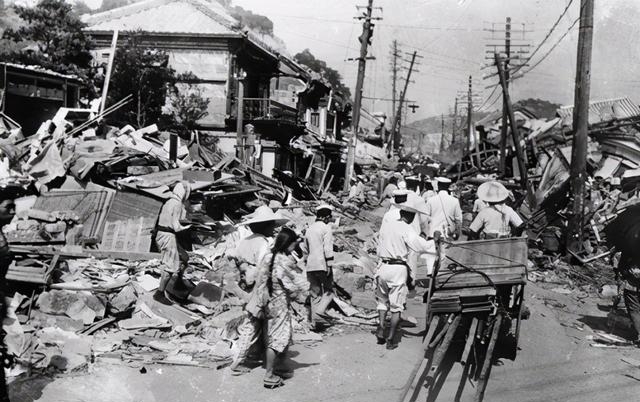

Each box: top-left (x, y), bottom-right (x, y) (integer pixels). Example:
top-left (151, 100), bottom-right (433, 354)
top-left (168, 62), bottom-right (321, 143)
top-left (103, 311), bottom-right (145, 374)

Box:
top-left (413, 282), bottom-right (640, 402)
top-left (9, 282), bottom-right (640, 402)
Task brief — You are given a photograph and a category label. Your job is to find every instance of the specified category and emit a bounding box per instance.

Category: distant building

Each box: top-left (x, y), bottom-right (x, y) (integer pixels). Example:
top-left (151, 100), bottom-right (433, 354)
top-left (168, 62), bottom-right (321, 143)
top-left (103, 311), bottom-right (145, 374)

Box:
top-left (0, 62), bottom-right (82, 135)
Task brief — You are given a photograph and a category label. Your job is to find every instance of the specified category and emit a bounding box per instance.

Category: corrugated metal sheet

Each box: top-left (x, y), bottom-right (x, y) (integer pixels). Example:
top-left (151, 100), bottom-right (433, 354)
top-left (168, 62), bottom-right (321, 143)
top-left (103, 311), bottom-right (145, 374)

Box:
top-left (557, 97), bottom-right (640, 126)
top-left (100, 192), bottom-right (162, 253)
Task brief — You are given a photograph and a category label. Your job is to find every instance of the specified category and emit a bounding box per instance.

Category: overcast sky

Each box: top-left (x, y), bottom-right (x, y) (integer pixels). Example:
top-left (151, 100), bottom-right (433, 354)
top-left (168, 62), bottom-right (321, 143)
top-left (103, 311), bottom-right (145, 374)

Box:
top-left (233, 0), bottom-right (640, 122)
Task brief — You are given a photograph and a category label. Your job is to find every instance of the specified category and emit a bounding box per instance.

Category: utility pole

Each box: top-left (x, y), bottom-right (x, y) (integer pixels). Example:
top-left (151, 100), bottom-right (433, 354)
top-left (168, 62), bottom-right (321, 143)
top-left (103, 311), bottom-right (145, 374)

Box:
top-left (482, 18), bottom-right (530, 174)
top-left (499, 17), bottom-right (511, 176)
top-left (388, 51), bottom-right (419, 152)
top-left (452, 98), bottom-right (458, 145)
top-left (390, 40), bottom-right (400, 121)
top-left (438, 113), bottom-right (445, 153)
top-left (236, 69), bottom-right (246, 163)
top-left (568, 0), bottom-right (594, 254)
top-left (465, 75), bottom-right (473, 159)
top-left (344, 0), bottom-right (378, 192)
top-left (495, 53), bottom-right (536, 207)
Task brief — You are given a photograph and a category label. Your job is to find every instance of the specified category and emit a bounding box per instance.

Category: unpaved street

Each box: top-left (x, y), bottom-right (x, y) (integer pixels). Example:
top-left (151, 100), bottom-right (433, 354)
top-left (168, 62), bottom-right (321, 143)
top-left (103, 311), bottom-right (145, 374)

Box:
top-left (9, 281), bottom-right (640, 402)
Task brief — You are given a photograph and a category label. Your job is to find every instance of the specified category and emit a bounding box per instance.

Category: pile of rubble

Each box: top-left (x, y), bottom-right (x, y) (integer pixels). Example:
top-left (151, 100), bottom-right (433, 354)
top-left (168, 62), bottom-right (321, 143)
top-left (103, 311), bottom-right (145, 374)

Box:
top-left (0, 103), bottom-right (383, 381)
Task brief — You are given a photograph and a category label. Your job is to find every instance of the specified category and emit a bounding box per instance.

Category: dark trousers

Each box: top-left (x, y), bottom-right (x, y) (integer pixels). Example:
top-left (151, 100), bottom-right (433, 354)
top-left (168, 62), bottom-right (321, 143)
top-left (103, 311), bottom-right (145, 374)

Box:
top-left (624, 288), bottom-right (640, 340)
top-left (307, 270), bottom-right (334, 319)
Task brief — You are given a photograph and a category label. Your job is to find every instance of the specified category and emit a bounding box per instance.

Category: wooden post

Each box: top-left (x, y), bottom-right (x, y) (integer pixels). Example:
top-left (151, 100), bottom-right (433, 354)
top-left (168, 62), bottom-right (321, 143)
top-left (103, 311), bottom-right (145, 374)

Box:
top-left (499, 17), bottom-right (511, 176)
top-left (389, 51), bottom-right (418, 152)
top-left (473, 314), bottom-right (503, 402)
top-left (99, 30), bottom-right (118, 114)
top-left (460, 317), bottom-right (479, 366)
top-left (317, 160), bottom-right (332, 194)
top-left (567, 0), bottom-right (594, 254)
top-left (169, 133), bottom-right (178, 162)
top-left (236, 70), bottom-right (245, 162)
top-left (425, 314), bottom-right (461, 385)
top-left (495, 53), bottom-right (536, 208)
top-left (344, 0), bottom-right (375, 192)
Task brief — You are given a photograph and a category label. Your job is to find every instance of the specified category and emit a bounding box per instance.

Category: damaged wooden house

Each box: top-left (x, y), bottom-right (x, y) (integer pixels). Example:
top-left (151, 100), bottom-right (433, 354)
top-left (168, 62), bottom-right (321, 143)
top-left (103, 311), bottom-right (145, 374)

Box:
top-left (83, 0), bottom-right (349, 189)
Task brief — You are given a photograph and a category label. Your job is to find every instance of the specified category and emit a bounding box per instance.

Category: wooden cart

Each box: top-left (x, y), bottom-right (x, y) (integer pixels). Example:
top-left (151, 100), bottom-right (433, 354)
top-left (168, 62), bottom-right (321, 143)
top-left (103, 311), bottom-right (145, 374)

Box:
top-left (400, 237), bottom-right (528, 402)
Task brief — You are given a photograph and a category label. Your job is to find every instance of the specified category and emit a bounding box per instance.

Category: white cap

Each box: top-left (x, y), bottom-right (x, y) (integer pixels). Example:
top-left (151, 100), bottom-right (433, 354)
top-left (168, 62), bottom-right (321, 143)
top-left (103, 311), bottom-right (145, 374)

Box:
top-left (392, 189), bottom-right (411, 196)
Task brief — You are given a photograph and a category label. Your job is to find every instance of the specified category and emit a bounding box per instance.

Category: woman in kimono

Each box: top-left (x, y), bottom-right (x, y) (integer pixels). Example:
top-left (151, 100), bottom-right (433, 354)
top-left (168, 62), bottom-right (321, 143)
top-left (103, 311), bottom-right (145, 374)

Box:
top-left (259, 227), bottom-right (309, 389)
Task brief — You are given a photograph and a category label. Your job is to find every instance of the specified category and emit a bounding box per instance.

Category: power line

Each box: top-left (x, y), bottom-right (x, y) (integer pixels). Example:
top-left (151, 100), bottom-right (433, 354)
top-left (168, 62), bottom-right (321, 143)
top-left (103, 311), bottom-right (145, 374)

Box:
top-left (475, 84), bottom-right (500, 111)
top-left (520, 17), bottom-right (580, 76)
top-left (511, 0), bottom-right (576, 76)
top-left (478, 89), bottom-right (502, 112)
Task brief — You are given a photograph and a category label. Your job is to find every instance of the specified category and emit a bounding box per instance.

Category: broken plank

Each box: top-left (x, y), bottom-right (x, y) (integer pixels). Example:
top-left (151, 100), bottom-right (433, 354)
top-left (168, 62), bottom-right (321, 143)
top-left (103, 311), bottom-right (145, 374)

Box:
top-left (10, 245), bottom-right (161, 261)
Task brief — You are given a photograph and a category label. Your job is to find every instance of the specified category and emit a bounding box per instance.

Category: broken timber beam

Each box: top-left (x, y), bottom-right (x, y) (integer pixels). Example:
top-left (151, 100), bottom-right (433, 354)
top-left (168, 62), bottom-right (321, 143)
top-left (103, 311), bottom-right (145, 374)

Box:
top-left (10, 245), bottom-right (161, 261)
top-left (473, 314), bottom-right (503, 402)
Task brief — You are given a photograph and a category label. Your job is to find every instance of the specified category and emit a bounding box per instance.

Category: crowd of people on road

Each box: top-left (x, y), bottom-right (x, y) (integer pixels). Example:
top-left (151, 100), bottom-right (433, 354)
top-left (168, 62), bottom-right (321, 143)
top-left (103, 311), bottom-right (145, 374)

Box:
top-left (187, 167), bottom-right (535, 389)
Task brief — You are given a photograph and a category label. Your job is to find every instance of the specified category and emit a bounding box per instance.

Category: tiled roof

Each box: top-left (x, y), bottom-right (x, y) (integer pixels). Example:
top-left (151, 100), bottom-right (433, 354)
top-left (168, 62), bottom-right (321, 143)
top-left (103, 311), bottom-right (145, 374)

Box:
top-left (557, 97), bottom-right (640, 126)
top-left (84, 0), bottom-right (239, 35)
top-left (0, 62), bottom-right (81, 80)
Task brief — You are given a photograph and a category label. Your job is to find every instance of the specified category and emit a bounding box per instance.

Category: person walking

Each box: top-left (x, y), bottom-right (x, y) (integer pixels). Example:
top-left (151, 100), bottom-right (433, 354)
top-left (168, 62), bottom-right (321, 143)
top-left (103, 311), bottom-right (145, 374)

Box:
top-left (229, 206), bottom-right (288, 375)
top-left (258, 228), bottom-right (309, 388)
top-left (425, 177), bottom-right (462, 240)
top-left (468, 181), bottom-right (524, 240)
top-left (376, 197), bottom-right (436, 350)
top-left (303, 204), bottom-right (335, 329)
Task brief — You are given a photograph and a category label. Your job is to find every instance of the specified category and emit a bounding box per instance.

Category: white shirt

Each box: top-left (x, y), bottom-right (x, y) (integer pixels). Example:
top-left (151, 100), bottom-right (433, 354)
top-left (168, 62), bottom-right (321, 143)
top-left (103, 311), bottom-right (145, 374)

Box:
top-left (425, 190), bottom-right (463, 238)
top-left (232, 233), bottom-right (271, 266)
top-left (377, 217), bottom-right (436, 260)
top-left (469, 204), bottom-right (523, 236)
top-left (304, 220), bottom-right (334, 272)
top-left (381, 206), bottom-right (421, 235)
top-left (422, 190), bottom-right (436, 201)
top-left (473, 198), bottom-right (489, 214)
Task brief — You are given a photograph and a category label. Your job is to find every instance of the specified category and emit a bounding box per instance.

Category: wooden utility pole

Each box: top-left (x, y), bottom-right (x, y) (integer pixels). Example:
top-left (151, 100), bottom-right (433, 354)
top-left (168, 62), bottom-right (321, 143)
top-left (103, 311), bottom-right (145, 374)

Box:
top-left (389, 51), bottom-right (418, 152)
top-left (568, 0), bottom-right (594, 254)
top-left (344, 0), bottom-right (377, 192)
top-left (390, 40), bottom-right (400, 120)
top-left (495, 53), bottom-right (536, 207)
top-left (465, 75), bottom-right (476, 164)
top-left (236, 70), bottom-right (246, 162)
top-left (452, 98), bottom-right (458, 145)
top-left (499, 17), bottom-right (511, 176)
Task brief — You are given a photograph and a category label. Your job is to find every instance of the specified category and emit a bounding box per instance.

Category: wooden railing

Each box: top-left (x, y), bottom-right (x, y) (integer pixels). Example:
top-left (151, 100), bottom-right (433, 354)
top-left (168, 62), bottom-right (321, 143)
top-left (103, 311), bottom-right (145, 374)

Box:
top-left (236, 98), bottom-right (299, 124)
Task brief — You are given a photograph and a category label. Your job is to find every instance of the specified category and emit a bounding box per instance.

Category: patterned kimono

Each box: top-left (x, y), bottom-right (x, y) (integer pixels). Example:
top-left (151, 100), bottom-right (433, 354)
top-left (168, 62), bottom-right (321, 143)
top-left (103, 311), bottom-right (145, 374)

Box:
top-left (260, 253), bottom-right (309, 353)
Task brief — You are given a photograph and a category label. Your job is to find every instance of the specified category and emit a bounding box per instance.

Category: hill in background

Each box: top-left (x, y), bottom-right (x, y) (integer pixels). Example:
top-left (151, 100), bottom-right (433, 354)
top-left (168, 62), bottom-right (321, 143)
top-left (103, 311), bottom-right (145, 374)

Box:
top-left (400, 97), bottom-right (562, 156)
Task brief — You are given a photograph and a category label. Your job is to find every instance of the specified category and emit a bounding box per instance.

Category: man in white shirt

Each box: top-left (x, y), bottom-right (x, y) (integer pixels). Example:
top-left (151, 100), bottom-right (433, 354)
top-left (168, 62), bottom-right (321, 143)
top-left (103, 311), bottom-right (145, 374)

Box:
top-left (468, 181), bottom-right (525, 239)
top-left (304, 204), bottom-right (335, 328)
top-left (425, 177), bottom-right (463, 239)
top-left (376, 197), bottom-right (436, 350)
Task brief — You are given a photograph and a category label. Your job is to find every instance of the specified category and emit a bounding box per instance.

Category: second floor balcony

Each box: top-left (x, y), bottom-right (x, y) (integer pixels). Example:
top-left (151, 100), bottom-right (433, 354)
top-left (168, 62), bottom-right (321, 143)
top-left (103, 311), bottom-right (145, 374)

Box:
top-left (232, 98), bottom-right (300, 125)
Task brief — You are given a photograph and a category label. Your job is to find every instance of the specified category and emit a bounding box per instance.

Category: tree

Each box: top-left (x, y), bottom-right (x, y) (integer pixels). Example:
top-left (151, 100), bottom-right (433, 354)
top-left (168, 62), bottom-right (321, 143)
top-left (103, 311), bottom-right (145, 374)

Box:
top-left (97, 0), bottom-right (131, 13)
top-left (229, 5), bottom-right (274, 35)
top-left (107, 33), bottom-right (176, 128)
top-left (71, 0), bottom-right (92, 16)
top-left (2, 0), bottom-right (93, 75)
top-left (294, 49), bottom-right (352, 100)
top-left (164, 72), bottom-right (210, 138)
